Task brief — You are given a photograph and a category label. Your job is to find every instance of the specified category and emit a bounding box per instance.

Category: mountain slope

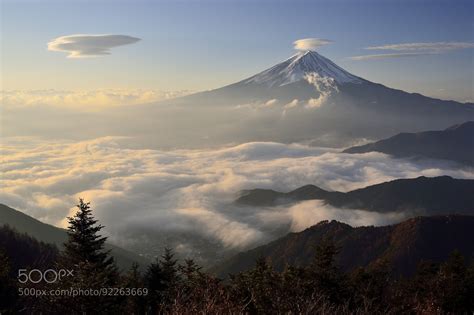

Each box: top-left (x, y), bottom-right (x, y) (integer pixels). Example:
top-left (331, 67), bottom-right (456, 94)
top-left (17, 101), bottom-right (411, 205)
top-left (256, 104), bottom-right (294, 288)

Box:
top-left (0, 225), bottom-right (58, 274)
top-left (343, 121), bottom-right (474, 165)
top-left (237, 184), bottom-right (334, 207)
top-left (238, 50), bottom-right (364, 87)
top-left (154, 50), bottom-right (474, 147)
top-left (0, 204), bottom-right (149, 270)
top-left (236, 176), bottom-right (474, 214)
top-left (213, 215), bottom-right (474, 277)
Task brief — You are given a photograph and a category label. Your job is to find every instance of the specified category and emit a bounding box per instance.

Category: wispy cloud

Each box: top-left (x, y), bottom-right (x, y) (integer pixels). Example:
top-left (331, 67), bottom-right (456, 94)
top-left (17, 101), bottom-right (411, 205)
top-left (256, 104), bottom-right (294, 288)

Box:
top-left (349, 52), bottom-right (436, 61)
top-left (48, 34), bottom-right (141, 58)
top-left (350, 41), bottom-right (474, 61)
top-left (366, 42), bottom-right (474, 52)
top-left (293, 38), bottom-right (333, 51)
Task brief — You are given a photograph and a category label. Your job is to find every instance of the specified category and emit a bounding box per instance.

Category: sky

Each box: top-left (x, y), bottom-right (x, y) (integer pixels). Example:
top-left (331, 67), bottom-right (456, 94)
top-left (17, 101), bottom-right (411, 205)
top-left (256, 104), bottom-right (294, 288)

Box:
top-left (1, 0), bottom-right (473, 101)
top-left (1, 0), bottom-right (473, 261)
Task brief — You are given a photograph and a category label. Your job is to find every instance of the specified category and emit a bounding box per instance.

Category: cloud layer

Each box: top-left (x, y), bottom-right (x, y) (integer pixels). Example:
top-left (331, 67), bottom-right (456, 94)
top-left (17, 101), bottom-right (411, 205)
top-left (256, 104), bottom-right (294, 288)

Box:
top-left (350, 41), bottom-right (474, 61)
top-left (1, 137), bottom-right (472, 262)
top-left (293, 38), bottom-right (333, 51)
top-left (0, 89), bottom-right (192, 110)
top-left (48, 34), bottom-right (141, 58)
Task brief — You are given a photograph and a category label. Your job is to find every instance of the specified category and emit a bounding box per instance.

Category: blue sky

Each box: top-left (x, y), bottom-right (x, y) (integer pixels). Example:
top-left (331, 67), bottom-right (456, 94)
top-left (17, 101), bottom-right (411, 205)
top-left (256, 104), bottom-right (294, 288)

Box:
top-left (1, 0), bottom-right (473, 101)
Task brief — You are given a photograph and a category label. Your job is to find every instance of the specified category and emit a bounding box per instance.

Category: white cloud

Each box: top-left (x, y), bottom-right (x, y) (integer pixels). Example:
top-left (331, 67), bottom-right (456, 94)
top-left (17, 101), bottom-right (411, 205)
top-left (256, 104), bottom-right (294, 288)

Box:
top-left (349, 52), bottom-right (436, 61)
top-left (366, 42), bottom-right (474, 52)
top-left (303, 72), bottom-right (338, 108)
top-left (48, 34), bottom-right (141, 58)
top-left (350, 41), bottom-right (474, 61)
top-left (1, 137), bottom-right (472, 262)
top-left (293, 38), bottom-right (333, 51)
top-left (284, 200), bottom-right (409, 232)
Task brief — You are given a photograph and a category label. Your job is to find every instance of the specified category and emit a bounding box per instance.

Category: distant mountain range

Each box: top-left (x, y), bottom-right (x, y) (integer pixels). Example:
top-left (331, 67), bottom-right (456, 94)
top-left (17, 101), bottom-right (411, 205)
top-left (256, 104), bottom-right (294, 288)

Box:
top-left (236, 176), bottom-right (474, 215)
top-left (213, 215), bottom-right (474, 277)
top-left (0, 204), bottom-right (149, 270)
top-left (343, 121), bottom-right (474, 165)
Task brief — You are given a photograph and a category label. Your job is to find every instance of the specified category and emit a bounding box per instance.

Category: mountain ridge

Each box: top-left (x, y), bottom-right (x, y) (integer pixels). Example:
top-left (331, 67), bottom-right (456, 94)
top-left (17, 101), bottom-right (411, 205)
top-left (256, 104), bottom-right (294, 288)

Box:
top-left (213, 215), bottom-right (474, 277)
top-left (236, 176), bottom-right (474, 214)
top-left (0, 204), bottom-right (149, 270)
top-left (343, 121), bottom-right (474, 165)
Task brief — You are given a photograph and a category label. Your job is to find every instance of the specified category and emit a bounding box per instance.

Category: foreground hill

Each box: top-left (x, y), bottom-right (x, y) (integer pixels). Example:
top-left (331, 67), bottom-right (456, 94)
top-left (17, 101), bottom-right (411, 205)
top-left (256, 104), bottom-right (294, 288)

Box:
top-left (214, 215), bottom-right (474, 277)
top-left (0, 225), bottom-right (58, 274)
top-left (0, 204), bottom-right (149, 270)
top-left (236, 176), bottom-right (474, 214)
top-left (343, 121), bottom-right (474, 165)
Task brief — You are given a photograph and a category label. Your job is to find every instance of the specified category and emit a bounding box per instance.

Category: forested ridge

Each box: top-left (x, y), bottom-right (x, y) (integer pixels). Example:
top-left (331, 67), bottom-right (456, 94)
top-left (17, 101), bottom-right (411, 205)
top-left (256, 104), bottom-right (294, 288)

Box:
top-left (1, 200), bottom-right (473, 314)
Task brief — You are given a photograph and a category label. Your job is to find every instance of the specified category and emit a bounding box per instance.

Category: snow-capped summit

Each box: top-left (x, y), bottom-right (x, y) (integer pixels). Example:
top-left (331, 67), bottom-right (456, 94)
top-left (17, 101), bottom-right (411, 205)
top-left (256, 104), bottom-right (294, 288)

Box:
top-left (239, 50), bottom-right (363, 87)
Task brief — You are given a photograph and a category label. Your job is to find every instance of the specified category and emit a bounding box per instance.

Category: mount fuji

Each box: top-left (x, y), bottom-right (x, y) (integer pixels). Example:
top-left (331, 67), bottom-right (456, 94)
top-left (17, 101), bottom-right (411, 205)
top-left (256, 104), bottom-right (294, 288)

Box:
top-left (178, 50), bottom-right (365, 104)
top-left (137, 50), bottom-right (474, 147)
top-left (240, 50), bottom-right (364, 86)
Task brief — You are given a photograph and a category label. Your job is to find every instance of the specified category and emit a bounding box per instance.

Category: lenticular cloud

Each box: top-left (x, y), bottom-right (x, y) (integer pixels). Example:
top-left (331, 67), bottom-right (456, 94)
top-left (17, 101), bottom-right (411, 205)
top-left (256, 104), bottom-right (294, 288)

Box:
top-left (48, 34), bottom-right (140, 58)
top-left (293, 38), bottom-right (333, 51)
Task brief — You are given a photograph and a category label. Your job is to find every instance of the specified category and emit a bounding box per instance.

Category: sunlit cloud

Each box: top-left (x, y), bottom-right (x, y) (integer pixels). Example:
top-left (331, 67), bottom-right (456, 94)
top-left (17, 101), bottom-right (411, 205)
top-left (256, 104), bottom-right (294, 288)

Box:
top-left (0, 89), bottom-right (192, 110)
top-left (293, 38), bottom-right (333, 51)
top-left (1, 137), bottom-right (471, 261)
top-left (48, 34), bottom-right (141, 58)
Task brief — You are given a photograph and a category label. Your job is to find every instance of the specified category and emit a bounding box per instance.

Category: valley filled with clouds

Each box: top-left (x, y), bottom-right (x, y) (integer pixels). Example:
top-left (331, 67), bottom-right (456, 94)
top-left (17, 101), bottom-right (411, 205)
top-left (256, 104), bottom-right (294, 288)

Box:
top-left (2, 136), bottom-right (472, 263)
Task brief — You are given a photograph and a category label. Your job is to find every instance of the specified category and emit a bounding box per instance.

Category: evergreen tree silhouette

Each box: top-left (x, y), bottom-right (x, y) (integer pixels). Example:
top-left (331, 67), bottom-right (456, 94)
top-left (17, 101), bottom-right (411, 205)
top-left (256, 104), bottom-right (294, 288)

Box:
top-left (62, 199), bottom-right (115, 272)
top-left (48, 199), bottom-right (119, 314)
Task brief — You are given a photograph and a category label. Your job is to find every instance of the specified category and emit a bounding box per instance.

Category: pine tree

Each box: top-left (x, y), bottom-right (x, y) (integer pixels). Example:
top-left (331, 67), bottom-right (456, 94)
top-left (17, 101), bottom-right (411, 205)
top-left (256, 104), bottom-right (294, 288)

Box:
top-left (310, 238), bottom-right (339, 272)
top-left (179, 258), bottom-right (202, 282)
top-left (123, 262), bottom-right (146, 314)
top-left (62, 199), bottom-right (115, 273)
top-left (230, 257), bottom-right (279, 313)
top-left (0, 248), bottom-right (17, 313)
top-left (46, 199), bottom-right (120, 314)
top-left (144, 257), bottom-right (164, 314)
top-left (160, 247), bottom-right (178, 286)
top-left (159, 247), bottom-right (179, 309)
top-left (144, 249), bottom-right (179, 313)
top-left (307, 238), bottom-right (347, 304)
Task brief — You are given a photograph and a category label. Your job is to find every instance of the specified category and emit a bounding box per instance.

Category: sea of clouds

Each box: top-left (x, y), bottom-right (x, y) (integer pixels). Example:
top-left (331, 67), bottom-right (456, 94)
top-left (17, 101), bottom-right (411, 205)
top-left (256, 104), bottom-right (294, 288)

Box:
top-left (1, 136), bottom-right (472, 262)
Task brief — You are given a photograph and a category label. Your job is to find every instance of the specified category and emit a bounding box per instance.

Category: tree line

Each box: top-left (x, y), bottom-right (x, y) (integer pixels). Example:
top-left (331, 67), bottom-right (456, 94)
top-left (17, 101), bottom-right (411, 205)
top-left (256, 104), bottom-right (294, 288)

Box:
top-left (1, 199), bottom-right (473, 314)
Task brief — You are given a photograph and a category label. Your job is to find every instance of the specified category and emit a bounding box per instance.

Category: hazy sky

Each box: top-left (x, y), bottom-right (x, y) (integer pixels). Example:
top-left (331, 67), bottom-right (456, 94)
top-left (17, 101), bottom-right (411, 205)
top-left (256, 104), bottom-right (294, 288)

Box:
top-left (1, 0), bottom-right (473, 102)
top-left (1, 0), bottom-right (473, 261)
